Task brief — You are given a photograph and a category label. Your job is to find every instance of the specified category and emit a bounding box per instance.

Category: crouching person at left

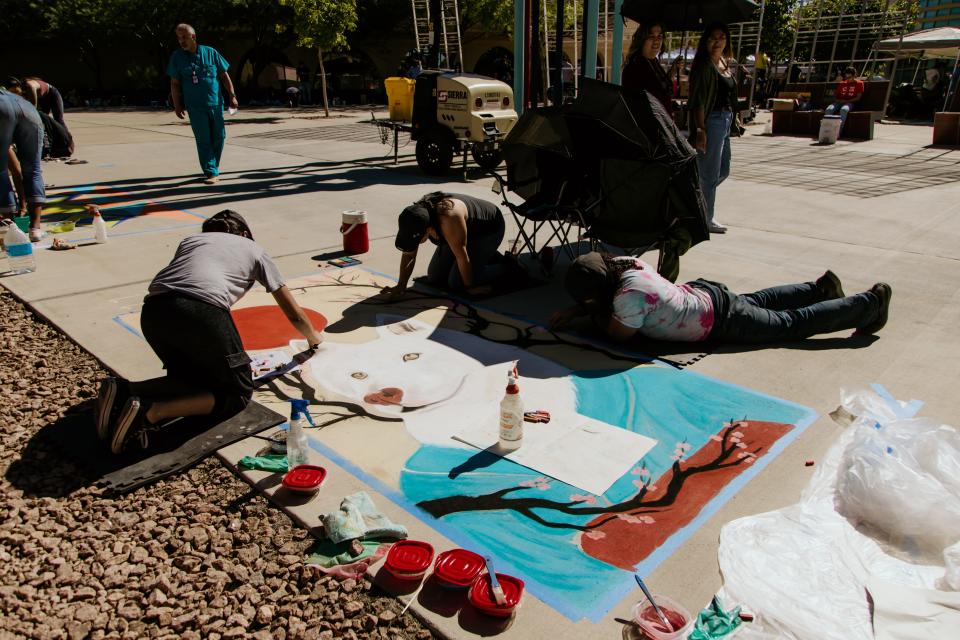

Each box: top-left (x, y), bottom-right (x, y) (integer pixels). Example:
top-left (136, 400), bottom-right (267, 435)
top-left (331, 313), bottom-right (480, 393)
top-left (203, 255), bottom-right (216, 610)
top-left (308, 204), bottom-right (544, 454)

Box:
top-left (96, 210), bottom-right (324, 454)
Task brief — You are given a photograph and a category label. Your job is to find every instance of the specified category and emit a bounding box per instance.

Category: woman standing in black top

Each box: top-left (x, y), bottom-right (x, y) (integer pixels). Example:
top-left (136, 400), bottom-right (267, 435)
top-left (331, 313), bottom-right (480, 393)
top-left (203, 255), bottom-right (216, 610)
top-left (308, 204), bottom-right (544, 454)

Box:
top-left (385, 192), bottom-right (506, 297)
top-left (688, 22), bottom-right (740, 234)
top-left (621, 22), bottom-right (682, 115)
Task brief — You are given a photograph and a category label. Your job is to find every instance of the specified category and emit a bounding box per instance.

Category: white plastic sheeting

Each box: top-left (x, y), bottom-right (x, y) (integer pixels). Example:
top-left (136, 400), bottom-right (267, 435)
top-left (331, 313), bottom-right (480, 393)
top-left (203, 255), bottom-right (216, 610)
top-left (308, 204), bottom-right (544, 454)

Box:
top-left (717, 386), bottom-right (959, 640)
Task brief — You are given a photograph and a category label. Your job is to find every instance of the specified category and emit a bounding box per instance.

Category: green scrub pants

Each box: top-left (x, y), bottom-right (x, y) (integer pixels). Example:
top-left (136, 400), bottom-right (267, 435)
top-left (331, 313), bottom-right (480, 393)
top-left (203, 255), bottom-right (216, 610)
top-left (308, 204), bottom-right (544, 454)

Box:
top-left (187, 107), bottom-right (225, 177)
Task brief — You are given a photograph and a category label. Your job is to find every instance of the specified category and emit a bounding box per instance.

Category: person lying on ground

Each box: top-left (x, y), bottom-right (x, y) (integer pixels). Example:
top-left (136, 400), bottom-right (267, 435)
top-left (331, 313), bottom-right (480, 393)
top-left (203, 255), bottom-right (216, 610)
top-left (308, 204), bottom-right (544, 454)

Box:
top-left (95, 210), bottom-right (324, 454)
top-left (382, 192), bottom-right (507, 299)
top-left (549, 252), bottom-right (891, 344)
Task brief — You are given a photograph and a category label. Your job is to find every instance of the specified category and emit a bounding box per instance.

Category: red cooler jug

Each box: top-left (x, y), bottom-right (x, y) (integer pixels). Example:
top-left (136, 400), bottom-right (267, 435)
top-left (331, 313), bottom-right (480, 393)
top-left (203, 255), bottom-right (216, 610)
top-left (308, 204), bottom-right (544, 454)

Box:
top-left (340, 210), bottom-right (369, 254)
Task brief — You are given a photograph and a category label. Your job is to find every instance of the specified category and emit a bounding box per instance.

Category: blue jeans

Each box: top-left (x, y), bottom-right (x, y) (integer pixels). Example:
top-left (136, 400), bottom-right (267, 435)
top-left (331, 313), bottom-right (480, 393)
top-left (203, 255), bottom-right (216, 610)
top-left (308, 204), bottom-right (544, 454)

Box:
top-left (702, 280), bottom-right (881, 343)
top-left (0, 92), bottom-right (46, 214)
top-left (825, 102), bottom-right (853, 130)
top-left (187, 107), bottom-right (226, 177)
top-left (696, 110), bottom-right (733, 224)
top-left (427, 219), bottom-right (506, 291)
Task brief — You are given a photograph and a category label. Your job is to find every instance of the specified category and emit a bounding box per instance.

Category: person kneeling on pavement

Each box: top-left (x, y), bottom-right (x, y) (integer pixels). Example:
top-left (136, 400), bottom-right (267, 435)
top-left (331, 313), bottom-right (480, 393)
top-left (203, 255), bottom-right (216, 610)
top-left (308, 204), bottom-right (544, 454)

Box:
top-left (382, 192), bottom-right (508, 299)
top-left (96, 210), bottom-right (324, 454)
top-left (550, 252), bottom-right (891, 344)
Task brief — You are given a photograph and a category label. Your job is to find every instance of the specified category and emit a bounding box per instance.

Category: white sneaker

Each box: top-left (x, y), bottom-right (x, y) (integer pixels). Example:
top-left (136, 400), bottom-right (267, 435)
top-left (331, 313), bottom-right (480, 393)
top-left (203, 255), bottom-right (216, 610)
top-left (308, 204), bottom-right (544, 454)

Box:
top-left (29, 228), bottom-right (47, 242)
top-left (708, 221), bottom-right (728, 234)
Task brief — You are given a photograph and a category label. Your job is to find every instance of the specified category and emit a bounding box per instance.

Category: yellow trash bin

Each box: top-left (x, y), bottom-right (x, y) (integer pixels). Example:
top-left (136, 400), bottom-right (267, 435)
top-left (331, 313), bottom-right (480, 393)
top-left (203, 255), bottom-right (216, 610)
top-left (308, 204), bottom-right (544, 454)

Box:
top-left (384, 77), bottom-right (415, 121)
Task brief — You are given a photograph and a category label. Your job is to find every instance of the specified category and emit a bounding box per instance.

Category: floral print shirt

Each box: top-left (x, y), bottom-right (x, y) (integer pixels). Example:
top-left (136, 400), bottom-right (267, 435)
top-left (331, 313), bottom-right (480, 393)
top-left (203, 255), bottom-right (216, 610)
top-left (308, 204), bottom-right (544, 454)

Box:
top-left (611, 258), bottom-right (714, 341)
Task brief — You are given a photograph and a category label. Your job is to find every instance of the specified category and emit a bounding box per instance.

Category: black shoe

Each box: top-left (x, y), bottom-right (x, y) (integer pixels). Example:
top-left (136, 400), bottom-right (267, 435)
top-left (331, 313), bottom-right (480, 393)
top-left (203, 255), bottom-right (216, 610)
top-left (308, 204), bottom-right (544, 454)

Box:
top-left (110, 396), bottom-right (154, 454)
top-left (95, 377), bottom-right (129, 441)
top-left (816, 270), bottom-right (845, 300)
top-left (855, 283), bottom-right (892, 335)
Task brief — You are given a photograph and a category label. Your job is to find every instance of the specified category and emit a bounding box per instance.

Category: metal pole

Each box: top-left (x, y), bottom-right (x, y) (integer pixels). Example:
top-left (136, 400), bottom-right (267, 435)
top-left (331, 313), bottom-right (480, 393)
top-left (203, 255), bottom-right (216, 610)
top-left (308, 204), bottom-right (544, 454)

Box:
top-left (583, 0), bottom-right (599, 79)
top-left (543, 0), bottom-right (551, 101)
top-left (555, 0), bottom-right (565, 99)
top-left (611, 0), bottom-right (625, 84)
top-left (531, 0), bottom-right (541, 105)
top-left (748, 0), bottom-right (766, 108)
top-left (573, 0), bottom-right (579, 90)
top-left (943, 50), bottom-right (960, 112)
top-left (826, 0), bottom-right (846, 82)
top-left (786, 0), bottom-right (805, 85)
top-left (514, 0), bottom-right (526, 114)
top-left (525, 0), bottom-right (534, 108)
top-left (849, 0), bottom-right (869, 68)
top-left (810, 0), bottom-right (825, 79)
top-left (863, 0), bottom-right (892, 77)
top-left (881, 26), bottom-right (905, 117)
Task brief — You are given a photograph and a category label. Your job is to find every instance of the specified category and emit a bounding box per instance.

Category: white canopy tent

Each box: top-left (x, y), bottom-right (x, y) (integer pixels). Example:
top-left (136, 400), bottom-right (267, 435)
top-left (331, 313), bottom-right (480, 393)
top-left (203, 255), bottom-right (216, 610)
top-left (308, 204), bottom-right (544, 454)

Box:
top-left (876, 26), bottom-right (960, 111)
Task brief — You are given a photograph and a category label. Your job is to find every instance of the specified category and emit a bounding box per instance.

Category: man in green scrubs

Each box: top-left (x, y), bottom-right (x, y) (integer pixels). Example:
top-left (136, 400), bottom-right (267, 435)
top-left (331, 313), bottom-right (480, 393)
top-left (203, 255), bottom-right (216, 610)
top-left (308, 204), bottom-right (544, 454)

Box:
top-left (167, 24), bottom-right (238, 184)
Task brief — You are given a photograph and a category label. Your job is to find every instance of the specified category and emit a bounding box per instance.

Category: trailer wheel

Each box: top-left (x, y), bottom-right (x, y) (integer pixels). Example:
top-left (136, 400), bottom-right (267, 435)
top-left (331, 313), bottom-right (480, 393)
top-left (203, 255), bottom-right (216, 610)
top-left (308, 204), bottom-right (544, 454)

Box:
top-left (416, 128), bottom-right (454, 175)
top-left (471, 147), bottom-right (503, 171)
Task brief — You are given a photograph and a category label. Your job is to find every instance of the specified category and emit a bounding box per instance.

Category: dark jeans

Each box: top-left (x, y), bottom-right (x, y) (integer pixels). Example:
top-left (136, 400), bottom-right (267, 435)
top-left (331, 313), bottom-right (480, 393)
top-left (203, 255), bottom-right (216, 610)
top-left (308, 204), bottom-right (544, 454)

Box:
top-left (694, 280), bottom-right (880, 344)
top-left (37, 85), bottom-right (65, 126)
top-left (140, 293), bottom-right (253, 417)
top-left (426, 218), bottom-right (506, 290)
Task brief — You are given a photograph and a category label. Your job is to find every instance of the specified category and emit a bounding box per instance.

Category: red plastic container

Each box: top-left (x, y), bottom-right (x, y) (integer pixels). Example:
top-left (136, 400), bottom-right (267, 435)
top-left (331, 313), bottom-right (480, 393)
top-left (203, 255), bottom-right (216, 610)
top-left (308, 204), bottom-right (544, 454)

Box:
top-left (282, 465), bottom-right (326, 495)
top-left (468, 572), bottom-right (524, 617)
top-left (433, 549), bottom-right (485, 589)
top-left (384, 540), bottom-right (434, 580)
top-left (341, 210), bottom-right (369, 254)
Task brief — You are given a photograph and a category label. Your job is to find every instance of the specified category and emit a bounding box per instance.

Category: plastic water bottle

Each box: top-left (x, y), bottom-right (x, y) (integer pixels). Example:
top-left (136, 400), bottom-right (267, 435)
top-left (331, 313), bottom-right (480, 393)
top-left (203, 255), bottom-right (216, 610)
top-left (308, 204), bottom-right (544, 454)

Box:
top-left (498, 368), bottom-right (523, 451)
top-left (92, 210), bottom-right (108, 243)
top-left (287, 398), bottom-right (314, 468)
top-left (4, 222), bottom-right (36, 274)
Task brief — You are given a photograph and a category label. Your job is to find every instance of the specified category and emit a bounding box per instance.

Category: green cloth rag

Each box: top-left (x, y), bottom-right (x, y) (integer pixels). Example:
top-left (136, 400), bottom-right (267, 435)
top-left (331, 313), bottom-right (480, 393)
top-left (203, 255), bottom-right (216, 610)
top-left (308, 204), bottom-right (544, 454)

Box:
top-left (238, 454), bottom-right (288, 472)
top-left (305, 539), bottom-right (383, 568)
top-left (688, 596), bottom-right (742, 640)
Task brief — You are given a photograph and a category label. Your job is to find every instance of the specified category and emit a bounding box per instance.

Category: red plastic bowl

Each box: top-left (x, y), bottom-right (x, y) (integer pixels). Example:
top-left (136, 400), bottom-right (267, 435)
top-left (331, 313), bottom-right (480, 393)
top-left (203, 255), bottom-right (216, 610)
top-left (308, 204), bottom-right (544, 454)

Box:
top-left (385, 540), bottom-right (435, 580)
top-left (433, 549), bottom-right (485, 589)
top-left (282, 465), bottom-right (326, 494)
top-left (468, 572), bottom-right (524, 617)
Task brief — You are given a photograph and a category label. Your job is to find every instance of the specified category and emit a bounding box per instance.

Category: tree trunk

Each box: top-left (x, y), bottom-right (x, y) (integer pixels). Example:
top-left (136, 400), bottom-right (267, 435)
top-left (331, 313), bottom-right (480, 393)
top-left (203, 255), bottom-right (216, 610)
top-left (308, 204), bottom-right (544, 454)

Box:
top-left (317, 46), bottom-right (330, 117)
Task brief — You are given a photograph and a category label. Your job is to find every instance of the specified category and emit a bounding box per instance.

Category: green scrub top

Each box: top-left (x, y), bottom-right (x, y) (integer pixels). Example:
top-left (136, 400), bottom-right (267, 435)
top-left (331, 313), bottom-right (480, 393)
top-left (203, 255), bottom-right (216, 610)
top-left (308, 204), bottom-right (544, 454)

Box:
top-left (167, 45), bottom-right (229, 109)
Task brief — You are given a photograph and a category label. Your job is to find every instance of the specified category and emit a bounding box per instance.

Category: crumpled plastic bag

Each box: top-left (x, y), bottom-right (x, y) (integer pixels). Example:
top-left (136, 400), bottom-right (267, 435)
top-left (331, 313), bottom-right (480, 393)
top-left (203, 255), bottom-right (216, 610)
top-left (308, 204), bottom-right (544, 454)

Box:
top-left (836, 418), bottom-right (960, 560)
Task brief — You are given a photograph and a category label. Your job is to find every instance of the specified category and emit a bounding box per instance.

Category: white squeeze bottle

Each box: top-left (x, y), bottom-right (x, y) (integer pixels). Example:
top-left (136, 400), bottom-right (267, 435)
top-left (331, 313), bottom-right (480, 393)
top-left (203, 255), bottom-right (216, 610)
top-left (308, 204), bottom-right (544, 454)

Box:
top-left (287, 398), bottom-right (314, 468)
top-left (498, 368), bottom-right (523, 450)
top-left (92, 209), bottom-right (108, 243)
top-left (4, 221), bottom-right (36, 274)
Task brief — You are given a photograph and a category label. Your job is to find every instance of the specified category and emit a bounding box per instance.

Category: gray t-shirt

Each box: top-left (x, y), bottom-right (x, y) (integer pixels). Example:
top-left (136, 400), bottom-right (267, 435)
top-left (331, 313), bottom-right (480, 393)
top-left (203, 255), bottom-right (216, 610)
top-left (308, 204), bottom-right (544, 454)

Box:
top-left (147, 232), bottom-right (285, 309)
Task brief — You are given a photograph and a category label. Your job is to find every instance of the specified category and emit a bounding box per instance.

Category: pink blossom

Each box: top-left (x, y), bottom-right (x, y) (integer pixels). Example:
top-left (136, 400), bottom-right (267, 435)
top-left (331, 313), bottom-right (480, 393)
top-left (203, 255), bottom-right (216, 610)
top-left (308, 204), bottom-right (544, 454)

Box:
top-left (536, 482), bottom-right (551, 491)
top-left (732, 431), bottom-right (744, 439)
top-left (639, 515), bottom-right (656, 524)
top-left (519, 479), bottom-right (538, 488)
top-left (570, 494), bottom-right (597, 505)
top-left (709, 434), bottom-right (723, 442)
top-left (583, 530), bottom-right (607, 540)
top-left (677, 442), bottom-right (692, 452)
top-left (743, 457), bottom-right (755, 464)
top-left (632, 479), bottom-right (646, 489)
top-left (631, 467), bottom-right (651, 479)
top-left (617, 513), bottom-right (642, 524)
top-left (670, 454), bottom-right (683, 461)
top-left (647, 485), bottom-right (658, 492)
top-left (736, 442), bottom-right (748, 449)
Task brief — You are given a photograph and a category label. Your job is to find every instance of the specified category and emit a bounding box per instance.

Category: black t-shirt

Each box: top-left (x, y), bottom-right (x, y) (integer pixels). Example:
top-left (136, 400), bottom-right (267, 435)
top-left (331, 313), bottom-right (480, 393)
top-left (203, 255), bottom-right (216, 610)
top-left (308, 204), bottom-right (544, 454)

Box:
top-left (429, 193), bottom-right (503, 246)
top-left (714, 70), bottom-right (737, 111)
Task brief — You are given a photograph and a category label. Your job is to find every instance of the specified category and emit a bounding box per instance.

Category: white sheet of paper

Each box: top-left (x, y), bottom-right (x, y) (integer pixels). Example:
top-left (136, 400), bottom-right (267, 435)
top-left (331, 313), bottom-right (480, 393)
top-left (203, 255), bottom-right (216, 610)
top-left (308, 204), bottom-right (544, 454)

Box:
top-left (453, 414), bottom-right (657, 495)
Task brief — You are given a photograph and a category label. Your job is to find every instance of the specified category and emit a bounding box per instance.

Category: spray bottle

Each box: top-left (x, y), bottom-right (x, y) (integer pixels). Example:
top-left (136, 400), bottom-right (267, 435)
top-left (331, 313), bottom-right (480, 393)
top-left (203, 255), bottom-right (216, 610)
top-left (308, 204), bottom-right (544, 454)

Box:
top-left (498, 364), bottom-right (523, 451)
top-left (91, 207), bottom-right (108, 244)
top-left (287, 398), bottom-right (315, 468)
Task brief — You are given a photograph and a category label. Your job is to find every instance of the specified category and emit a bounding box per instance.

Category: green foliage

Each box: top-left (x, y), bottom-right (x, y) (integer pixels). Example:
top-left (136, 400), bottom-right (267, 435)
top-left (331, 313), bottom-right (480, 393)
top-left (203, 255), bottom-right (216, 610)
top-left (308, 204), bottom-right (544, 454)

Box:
top-left (759, 0), bottom-right (796, 61)
top-left (280, 0), bottom-right (358, 52)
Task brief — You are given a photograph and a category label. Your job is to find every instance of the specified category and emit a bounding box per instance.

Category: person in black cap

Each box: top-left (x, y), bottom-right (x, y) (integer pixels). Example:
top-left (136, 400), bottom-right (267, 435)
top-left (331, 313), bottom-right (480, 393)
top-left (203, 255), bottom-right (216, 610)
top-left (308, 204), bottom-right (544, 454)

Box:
top-left (94, 209), bottom-right (324, 454)
top-left (383, 192), bottom-right (506, 298)
top-left (551, 252), bottom-right (891, 344)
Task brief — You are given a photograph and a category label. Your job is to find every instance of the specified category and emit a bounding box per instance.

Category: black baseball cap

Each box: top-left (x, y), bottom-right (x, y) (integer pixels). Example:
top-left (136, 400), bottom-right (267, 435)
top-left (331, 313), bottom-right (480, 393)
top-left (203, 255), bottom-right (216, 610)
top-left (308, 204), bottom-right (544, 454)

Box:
top-left (395, 204), bottom-right (431, 252)
top-left (565, 252), bottom-right (610, 308)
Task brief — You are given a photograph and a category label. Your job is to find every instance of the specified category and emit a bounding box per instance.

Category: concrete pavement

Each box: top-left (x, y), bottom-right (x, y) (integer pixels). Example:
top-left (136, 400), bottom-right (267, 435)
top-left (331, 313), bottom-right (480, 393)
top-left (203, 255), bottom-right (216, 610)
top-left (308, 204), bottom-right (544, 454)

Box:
top-left (3, 106), bottom-right (959, 638)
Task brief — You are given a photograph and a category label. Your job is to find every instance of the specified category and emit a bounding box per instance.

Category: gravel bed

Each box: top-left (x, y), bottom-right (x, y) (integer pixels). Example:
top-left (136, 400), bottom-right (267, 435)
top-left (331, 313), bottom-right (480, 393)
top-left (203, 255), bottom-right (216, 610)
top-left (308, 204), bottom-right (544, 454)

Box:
top-left (0, 288), bottom-right (436, 640)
